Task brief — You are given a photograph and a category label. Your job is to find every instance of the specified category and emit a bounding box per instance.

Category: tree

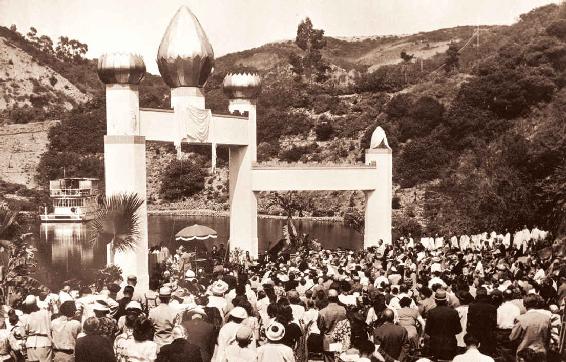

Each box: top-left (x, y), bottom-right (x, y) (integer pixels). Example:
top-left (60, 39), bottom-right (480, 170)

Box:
top-left (26, 27), bottom-right (38, 44)
top-left (344, 208), bottom-right (364, 235)
top-left (445, 43), bottom-right (459, 72)
top-left (400, 50), bottom-right (414, 62)
top-left (159, 158), bottom-right (207, 201)
top-left (38, 35), bottom-right (54, 54)
top-left (88, 193), bottom-right (144, 257)
top-left (289, 18), bottom-right (329, 82)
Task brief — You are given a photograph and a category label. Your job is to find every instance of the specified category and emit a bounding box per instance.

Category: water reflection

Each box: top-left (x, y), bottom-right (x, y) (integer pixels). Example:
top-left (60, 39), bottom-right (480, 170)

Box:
top-left (34, 216), bottom-right (362, 288)
top-left (37, 223), bottom-right (106, 289)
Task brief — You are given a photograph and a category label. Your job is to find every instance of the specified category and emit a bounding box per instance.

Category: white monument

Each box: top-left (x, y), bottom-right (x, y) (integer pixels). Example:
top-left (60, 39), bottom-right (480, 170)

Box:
top-left (97, 6), bottom-right (392, 288)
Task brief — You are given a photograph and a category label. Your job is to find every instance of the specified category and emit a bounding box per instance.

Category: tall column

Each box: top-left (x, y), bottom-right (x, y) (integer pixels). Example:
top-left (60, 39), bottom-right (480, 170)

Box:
top-left (102, 80), bottom-right (149, 290)
top-left (228, 99), bottom-right (258, 257)
top-left (364, 148), bottom-right (392, 247)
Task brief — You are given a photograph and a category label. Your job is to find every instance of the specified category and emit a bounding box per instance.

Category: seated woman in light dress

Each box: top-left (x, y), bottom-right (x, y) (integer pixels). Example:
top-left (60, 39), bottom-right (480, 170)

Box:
top-left (124, 317), bottom-right (158, 362)
top-left (397, 297), bottom-right (424, 349)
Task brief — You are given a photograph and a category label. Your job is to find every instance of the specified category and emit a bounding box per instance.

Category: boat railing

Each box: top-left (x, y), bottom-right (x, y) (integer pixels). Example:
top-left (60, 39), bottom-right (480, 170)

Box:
top-left (50, 188), bottom-right (96, 197)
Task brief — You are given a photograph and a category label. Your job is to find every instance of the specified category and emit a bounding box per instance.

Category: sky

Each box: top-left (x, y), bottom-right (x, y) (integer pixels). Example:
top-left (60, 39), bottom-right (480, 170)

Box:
top-left (0, 0), bottom-right (560, 73)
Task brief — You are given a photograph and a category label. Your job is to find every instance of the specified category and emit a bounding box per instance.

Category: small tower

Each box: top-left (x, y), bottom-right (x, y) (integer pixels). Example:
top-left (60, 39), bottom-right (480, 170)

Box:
top-left (157, 5), bottom-right (214, 110)
top-left (97, 53), bottom-right (149, 289)
top-left (364, 126), bottom-right (392, 246)
top-left (223, 72), bottom-right (262, 257)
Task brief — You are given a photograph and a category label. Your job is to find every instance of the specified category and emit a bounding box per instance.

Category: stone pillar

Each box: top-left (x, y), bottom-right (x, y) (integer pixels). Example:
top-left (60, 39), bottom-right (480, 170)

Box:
top-left (104, 84), bottom-right (149, 290)
top-left (227, 99), bottom-right (258, 257)
top-left (364, 148), bottom-right (392, 247)
top-left (171, 87), bottom-right (206, 110)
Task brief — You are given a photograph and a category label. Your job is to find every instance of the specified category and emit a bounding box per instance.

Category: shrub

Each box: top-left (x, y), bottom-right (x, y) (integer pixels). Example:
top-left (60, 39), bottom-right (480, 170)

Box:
top-left (396, 138), bottom-right (451, 188)
top-left (315, 121), bottom-right (334, 141)
top-left (257, 141), bottom-right (280, 161)
top-left (279, 144), bottom-right (318, 162)
top-left (159, 158), bottom-right (207, 201)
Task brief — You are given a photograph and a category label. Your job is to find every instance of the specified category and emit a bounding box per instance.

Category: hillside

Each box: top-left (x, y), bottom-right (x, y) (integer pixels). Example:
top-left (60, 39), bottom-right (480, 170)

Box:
top-left (0, 4), bottom-right (564, 238)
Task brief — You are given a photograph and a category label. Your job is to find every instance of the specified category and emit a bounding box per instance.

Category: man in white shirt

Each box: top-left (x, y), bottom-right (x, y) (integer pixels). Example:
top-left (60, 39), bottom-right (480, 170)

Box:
top-left (453, 333), bottom-right (494, 362)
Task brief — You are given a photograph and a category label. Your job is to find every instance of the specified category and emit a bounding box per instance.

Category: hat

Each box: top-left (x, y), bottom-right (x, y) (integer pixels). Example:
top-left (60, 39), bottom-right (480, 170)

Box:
top-left (24, 295), bottom-right (37, 305)
top-left (127, 275), bottom-right (137, 281)
top-left (184, 269), bottom-right (196, 281)
top-left (159, 287), bottom-right (172, 297)
top-left (236, 326), bottom-right (253, 342)
top-left (211, 280), bottom-right (229, 295)
top-left (93, 301), bottom-right (110, 312)
top-left (266, 322), bottom-right (285, 341)
top-left (434, 290), bottom-right (447, 302)
top-left (229, 306), bottom-right (248, 319)
top-left (126, 301), bottom-right (142, 311)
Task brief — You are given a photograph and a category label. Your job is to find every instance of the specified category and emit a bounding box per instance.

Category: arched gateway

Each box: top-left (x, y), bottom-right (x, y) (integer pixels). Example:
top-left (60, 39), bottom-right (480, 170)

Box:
top-left (97, 6), bottom-right (392, 288)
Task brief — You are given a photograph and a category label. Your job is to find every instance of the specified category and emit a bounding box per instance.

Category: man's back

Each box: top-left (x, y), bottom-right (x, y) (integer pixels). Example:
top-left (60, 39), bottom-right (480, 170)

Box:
top-left (149, 304), bottom-right (178, 347)
top-left (184, 318), bottom-right (215, 362)
top-left (373, 322), bottom-right (409, 360)
top-left (453, 347), bottom-right (494, 362)
top-left (318, 302), bottom-right (346, 336)
top-left (156, 338), bottom-right (202, 362)
top-left (257, 343), bottom-right (294, 362)
top-left (510, 310), bottom-right (551, 355)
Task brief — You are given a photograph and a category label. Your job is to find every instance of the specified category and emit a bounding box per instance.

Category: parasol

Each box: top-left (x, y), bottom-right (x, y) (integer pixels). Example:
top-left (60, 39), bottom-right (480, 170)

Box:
top-left (175, 224), bottom-right (217, 241)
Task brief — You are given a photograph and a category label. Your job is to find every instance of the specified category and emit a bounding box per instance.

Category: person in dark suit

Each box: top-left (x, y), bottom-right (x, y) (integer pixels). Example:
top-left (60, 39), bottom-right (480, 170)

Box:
top-left (156, 325), bottom-right (202, 362)
top-left (74, 317), bottom-right (116, 362)
top-left (373, 309), bottom-right (410, 361)
top-left (317, 289), bottom-right (347, 362)
top-left (181, 308), bottom-right (216, 362)
top-left (467, 287), bottom-right (497, 356)
top-left (425, 289), bottom-right (462, 360)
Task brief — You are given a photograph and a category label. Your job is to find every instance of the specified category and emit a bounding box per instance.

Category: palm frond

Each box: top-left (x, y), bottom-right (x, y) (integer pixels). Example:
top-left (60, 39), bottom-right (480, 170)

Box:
top-left (0, 206), bottom-right (18, 239)
top-left (88, 193), bottom-right (144, 253)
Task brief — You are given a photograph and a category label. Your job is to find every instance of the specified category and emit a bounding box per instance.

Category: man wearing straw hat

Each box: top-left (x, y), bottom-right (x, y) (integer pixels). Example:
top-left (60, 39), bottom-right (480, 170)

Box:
top-left (257, 322), bottom-right (294, 362)
top-left (148, 287), bottom-right (177, 349)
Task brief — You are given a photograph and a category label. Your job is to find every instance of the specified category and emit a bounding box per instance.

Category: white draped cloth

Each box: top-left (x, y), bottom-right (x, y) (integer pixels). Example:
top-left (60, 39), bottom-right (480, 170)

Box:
top-left (174, 103), bottom-right (216, 171)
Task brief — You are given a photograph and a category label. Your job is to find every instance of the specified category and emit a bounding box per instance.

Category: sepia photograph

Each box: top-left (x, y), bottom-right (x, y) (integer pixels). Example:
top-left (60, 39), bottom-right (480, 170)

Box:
top-left (0, 0), bottom-right (564, 361)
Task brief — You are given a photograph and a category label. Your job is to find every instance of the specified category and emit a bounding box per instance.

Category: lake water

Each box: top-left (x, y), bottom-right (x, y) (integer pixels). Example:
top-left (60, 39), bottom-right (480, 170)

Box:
top-left (33, 215), bottom-right (362, 289)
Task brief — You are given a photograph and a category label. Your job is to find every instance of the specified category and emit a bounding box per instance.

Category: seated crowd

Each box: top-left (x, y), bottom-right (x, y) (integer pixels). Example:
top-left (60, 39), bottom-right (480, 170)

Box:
top-left (2, 227), bottom-right (565, 362)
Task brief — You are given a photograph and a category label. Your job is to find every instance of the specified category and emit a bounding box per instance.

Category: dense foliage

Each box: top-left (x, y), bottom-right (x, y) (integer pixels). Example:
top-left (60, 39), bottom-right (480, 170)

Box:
top-left (36, 97), bottom-right (105, 185)
top-left (159, 158), bottom-right (207, 201)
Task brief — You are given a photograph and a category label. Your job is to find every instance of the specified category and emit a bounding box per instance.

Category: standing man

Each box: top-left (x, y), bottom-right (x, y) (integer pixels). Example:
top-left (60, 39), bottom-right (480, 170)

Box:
top-left (373, 309), bottom-right (410, 361)
top-left (467, 287), bottom-right (497, 357)
top-left (424, 290), bottom-right (462, 360)
top-left (148, 287), bottom-right (178, 349)
top-left (317, 289), bottom-right (347, 362)
top-left (510, 294), bottom-right (551, 359)
top-left (23, 295), bottom-right (52, 362)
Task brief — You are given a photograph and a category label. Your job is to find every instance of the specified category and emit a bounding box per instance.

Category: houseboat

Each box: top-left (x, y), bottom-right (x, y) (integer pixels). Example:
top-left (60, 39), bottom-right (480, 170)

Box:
top-left (40, 178), bottom-right (100, 222)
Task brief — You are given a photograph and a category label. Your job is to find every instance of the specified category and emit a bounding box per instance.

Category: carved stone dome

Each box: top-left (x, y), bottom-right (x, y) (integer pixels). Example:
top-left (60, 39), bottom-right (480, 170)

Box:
top-left (97, 53), bottom-right (146, 85)
top-left (157, 6), bottom-right (214, 88)
top-left (222, 72), bottom-right (262, 99)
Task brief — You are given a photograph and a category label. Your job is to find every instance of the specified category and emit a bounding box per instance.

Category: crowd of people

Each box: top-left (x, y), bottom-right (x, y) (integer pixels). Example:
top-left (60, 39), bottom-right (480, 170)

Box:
top-left (1, 226), bottom-right (564, 362)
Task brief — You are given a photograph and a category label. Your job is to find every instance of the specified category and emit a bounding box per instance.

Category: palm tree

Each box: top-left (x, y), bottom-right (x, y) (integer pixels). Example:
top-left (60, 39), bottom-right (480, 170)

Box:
top-left (88, 193), bottom-right (144, 263)
top-left (0, 205), bottom-right (19, 240)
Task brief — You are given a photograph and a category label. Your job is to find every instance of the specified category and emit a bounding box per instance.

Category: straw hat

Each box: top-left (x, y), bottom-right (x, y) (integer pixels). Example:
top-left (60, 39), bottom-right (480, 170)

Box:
top-left (184, 269), bottom-right (196, 281)
top-left (126, 301), bottom-right (142, 311)
top-left (229, 306), bottom-right (248, 320)
top-left (434, 290), bottom-right (448, 302)
top-left (265, 322), bottom-right (285, 341)
top-left (23, 295), bottom-right (37, 305)
top-left (211, 280), bottom-right (229, 295)
top-left (159, 287), bottom-right (172, 297)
